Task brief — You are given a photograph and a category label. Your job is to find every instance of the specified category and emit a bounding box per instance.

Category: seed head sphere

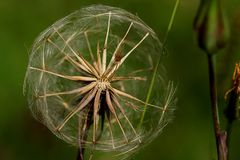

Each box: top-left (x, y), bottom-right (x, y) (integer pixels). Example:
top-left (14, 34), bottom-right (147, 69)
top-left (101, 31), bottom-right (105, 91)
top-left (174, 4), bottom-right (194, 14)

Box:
top-left (24, 4), bottom-right (176, 156)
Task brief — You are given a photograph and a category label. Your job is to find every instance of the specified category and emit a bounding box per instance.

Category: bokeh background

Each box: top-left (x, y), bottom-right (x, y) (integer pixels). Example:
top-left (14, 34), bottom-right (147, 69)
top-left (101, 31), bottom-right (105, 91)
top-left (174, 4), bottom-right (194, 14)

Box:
top-left (1, 0), bottom-right (240, 159)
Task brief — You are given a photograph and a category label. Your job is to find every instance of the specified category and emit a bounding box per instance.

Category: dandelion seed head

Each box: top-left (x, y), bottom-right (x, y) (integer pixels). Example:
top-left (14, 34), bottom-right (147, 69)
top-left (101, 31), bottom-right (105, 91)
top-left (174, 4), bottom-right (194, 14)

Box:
top-left (24, 4), bottom-right (176, 158)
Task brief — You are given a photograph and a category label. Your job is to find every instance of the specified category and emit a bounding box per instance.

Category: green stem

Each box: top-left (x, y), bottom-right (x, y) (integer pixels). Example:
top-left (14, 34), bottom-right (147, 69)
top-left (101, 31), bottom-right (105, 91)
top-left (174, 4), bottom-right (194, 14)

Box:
top-left (138, 0), bottom-right (179, 128)
top-left (207, 54), bottom-right (223, 160)
top-left (207, 55), bottom-right (221, 134)
top-left (138, 56), bottom-right (161, 128)
top-left (162, 0), bottom-right (180, 45)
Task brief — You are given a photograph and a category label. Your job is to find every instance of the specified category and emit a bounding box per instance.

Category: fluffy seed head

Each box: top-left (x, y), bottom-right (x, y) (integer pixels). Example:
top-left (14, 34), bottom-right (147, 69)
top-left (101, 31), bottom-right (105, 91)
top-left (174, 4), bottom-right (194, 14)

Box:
top-left (24, 4), bottom-right (176, 158)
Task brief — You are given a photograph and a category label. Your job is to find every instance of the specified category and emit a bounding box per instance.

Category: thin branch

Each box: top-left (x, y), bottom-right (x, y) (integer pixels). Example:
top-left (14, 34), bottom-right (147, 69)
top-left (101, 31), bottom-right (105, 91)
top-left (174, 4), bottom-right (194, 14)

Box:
top-left (29, 67), bottom-right (96, 81)
top-left (120, 98), bottom-right (142, 111)
top-left (158, 82), bottom-right (176, 124)
top-left (47, 38), bottom-right (91, 74)
top-left (106, 112), bottom-right (115, 149)
top-left (106, 90), bottom-right (128, 143)
top-left (80, 53), bottom-right (100, 78)
top-left (107, 22), bottom-right (133, 70)
top-left (56, 86), bottom-right (98, 131)
top-left (116, 33), bottom-right (149, 69)
top-left (77, 105), bottom-right (94, 160)
top-left (96, 41), bottom-right (102, 75)
top-left (207, 55), bottom-right (222, 160)
top-left (38, 38), bottom-right (47, 89)
top-left (55, 95), bottom-right (71, 110)
top-left (105, 33), bottom-right (149, 79)
top-left (110, 86), bottom-right (163, 109)
top-left (93, 89), bottom-right (102, 144)
top-left (102, 11), bottom-right (112, 73)
top-left (111, 76), bottom-right (146, 82)
top-left (56, 55), bottom-right (90, 76)
top-left (84, 31), bottom-right (96, 64)
top-left (52, 27), bottom-right (98, 76)
top-left (162, 0), bottom-right (180, 45)
top-left (39, 82), bottom-right (96, 98)
top-left (77, 117), bottom-right (84, 160)
top-left (111, 94), bottom-right (140, 143)
top-left (139, 0), bottom-right (179, 128)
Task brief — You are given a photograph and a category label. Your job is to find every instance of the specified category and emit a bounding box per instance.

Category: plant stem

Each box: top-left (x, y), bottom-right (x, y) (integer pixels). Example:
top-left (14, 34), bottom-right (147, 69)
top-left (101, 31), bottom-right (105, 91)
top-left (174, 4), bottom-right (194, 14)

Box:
top-left (77, 147), bottom-right (84, 160)
top-left (207, 54), bottom-right (222, 160)
top-left (226, 121), bottom-right (232, 160)
top-left (77, 116), bottom-right (85, 160)
top-left (76, 106), bottom-right (94, 160)
top-left (138, 0), bottom-right (179, 128)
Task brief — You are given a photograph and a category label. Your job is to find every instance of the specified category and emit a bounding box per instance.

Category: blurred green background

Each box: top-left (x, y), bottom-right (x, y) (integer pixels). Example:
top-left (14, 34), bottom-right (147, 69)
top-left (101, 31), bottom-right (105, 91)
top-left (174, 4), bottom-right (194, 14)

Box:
top-left (1, 0), bottom-right (240, 159)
